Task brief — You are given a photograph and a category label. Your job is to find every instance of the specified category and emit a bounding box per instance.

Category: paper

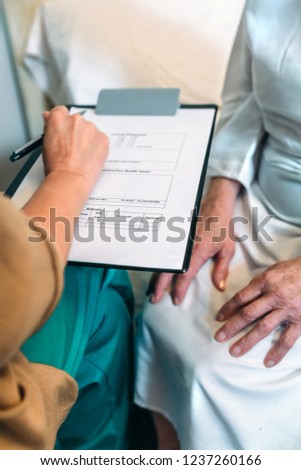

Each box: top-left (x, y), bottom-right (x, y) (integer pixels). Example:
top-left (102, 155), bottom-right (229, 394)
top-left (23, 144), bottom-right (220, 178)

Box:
top-left (11, 107), bottom-right (216, 271)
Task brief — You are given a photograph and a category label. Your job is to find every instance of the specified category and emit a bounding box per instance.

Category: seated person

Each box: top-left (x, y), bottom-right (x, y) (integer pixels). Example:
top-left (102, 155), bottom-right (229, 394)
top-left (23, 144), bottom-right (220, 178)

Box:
top-left (135, 0), bottom-right (301, 449)
top-left (0, 107), bottom-right (133, 449)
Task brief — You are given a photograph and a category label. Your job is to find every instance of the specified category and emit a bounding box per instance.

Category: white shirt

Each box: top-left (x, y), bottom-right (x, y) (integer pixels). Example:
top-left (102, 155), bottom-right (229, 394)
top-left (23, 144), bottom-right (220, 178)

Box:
top-left (209, 0), bottom-right (301, 225)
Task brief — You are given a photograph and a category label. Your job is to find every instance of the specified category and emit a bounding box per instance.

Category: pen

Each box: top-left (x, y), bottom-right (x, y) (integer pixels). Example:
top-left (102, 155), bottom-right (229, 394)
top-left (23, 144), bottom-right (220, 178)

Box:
top-left (10, 134), bottom-right (44, 162)
top-left (9, 110), bottom-right (87, 162)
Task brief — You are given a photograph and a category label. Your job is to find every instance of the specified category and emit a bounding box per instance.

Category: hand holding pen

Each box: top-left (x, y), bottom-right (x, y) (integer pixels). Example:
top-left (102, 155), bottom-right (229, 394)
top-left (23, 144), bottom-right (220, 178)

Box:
top-left (9, 109), bottom-right (87, 162)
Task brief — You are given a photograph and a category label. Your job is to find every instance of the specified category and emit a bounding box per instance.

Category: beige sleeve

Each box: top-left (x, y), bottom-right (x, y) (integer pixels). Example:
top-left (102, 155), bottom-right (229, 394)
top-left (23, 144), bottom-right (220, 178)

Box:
top-left (0, 196), bottom-right (63, 368)
top-left (0, 196), bottom-right (76, 450)
top-left (0, 354), bottom-right (77, 449)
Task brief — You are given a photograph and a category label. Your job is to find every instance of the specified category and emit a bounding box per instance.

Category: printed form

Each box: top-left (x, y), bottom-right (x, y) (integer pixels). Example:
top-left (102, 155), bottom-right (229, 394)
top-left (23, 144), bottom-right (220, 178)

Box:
top-left (11, 107), bottom-right (216, 271)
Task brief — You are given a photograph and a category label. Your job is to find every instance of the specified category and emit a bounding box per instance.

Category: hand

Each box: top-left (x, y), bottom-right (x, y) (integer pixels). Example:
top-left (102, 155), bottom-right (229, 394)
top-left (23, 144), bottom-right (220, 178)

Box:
top-left (215, 257), bottom-right (301, 367)
top-left (148, 178), bottom-right (241, 305)
top-left (23, 106), bottom-right (109, 263)
top-left (43, 106), bottom-right (109, 192)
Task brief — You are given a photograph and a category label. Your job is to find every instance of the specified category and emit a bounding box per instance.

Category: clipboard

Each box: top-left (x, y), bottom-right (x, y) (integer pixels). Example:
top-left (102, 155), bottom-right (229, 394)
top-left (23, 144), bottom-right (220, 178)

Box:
top-left (6, 89), bottom-right (217, 273)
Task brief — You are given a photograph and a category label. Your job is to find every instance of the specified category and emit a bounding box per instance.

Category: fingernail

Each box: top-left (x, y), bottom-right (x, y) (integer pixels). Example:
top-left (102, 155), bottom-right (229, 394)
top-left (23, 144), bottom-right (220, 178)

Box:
top-left (230, 345), bottom-right (241, 357)
top-left (150, 295), bottom-right (156, 304)
top-left (219, 280), bottom-right (225, 291)
top-left (173, 296), bottom-right (180, 306)
top-left (215, 331), bottom-right (226, 342)
top-left (266, 360), bottom-right (275, 368)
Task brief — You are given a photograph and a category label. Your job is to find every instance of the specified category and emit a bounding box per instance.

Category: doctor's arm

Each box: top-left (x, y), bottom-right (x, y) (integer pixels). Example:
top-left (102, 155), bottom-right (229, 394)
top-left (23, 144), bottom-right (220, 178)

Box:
top-left (1, 106), bottom-right (109, 371)
top-left (22, 106), bottom-right (109, 264)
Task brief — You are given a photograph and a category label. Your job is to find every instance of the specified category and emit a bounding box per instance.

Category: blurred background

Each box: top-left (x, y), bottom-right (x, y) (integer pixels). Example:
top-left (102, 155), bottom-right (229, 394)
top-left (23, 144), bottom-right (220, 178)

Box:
top-left (0, 0), bottom-right (244, 313)
top-left (0, 0), bottom-right (244, 191)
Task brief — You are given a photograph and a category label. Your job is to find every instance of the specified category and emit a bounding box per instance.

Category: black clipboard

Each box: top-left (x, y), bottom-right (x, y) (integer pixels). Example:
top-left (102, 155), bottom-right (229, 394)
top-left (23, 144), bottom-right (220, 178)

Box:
top-left (5, 102), bottom-right (217, 274)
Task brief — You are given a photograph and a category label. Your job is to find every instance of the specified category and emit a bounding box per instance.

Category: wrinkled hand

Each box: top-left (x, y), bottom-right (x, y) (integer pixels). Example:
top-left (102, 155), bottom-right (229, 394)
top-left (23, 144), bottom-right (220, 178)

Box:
top-left (43, 106), bottom-right (109, 191)
top-left (148, 178), bottom-right (241, 305)
top-left (215, 257), bottom-right (301, 367)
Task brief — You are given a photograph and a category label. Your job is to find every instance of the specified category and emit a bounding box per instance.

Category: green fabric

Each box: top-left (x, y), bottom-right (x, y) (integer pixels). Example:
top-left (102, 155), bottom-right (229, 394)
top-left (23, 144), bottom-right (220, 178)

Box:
top-left (22, 266), bottom-right (134, 450)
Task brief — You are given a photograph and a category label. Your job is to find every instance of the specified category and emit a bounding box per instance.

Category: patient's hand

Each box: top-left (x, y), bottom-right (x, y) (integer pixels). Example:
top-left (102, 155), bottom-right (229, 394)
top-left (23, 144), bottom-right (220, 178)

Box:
top-left (215, 257), bottom-right (301, 367)
top-left (148, 177), bottom-right (241, 305)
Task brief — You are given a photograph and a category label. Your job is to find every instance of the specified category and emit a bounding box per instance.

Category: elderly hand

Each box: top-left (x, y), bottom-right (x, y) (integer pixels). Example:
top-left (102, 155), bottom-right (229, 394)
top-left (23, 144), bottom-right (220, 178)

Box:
top-left (215, 257), bottom-right (301, 367)
top-left (43, 106), bottom-right (109, 192)
top-left (23, 106), bottom-right (109, 263)
top-left (149, 178), bottom-right (241, 305)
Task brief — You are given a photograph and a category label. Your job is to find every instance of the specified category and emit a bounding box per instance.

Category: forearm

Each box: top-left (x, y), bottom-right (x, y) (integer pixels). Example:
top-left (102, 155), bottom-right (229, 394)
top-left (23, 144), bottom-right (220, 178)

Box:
top-left (202, 177), bottom-right (242, 214)
top-left (0, 195), bottom-right (64, 368)
top-left (23, 171), bottom-right (91, 265)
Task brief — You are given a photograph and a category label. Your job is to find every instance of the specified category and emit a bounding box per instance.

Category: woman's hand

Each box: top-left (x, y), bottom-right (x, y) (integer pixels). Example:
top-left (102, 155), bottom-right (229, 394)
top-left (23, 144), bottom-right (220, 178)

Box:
top-left (43, 106), bottom-right (109, 192)
top-left (23, 106), bottom-right (109, 263)
top-left (215, 257), bottom-right (301, 367)
top-left (149, 178), bottom-right (241, 305)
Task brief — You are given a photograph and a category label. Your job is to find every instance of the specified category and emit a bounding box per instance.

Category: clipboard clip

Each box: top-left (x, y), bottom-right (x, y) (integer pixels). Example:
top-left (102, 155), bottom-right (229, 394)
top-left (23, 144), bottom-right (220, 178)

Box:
top-left (96, 88), bottom-right (180, 116)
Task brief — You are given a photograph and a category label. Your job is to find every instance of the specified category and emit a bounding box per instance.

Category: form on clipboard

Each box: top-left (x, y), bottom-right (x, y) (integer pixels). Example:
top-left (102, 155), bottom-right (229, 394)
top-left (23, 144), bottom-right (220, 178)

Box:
top-left (7, 102), bottom-right (217, 273)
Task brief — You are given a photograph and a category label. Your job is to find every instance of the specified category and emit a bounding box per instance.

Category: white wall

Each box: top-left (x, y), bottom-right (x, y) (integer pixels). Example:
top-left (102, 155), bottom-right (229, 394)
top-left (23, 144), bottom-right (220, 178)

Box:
top-left (4, 0), bottom-right (49, 139)
top-left (0, 0), bottom-right (49, 191)
top-left (0, 0), bottom-right (29, 191)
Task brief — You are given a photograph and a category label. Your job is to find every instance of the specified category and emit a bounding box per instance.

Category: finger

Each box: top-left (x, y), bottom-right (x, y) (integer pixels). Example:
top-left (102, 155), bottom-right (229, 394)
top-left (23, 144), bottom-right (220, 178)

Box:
top-left (172, 271), bottom-right (196, 305)
top-left (145, 273), bottom-right (157, 296)
top-left (215, 294), bottom-right (274, 342)
top-left (212, 245), bottom-right (235, 291)
top-left (49, 105), bottom-right (69, 116)
top-left (264, 323), bottom-right (301, 368)
top-left (43, 106), bottom-right (69, 129)
top-left (151, 273), bottom-right (175, 303)
top-left (43, 111), bottom-right (50, 120)
top-left (228, 309), bottom-right (284, 357)
top-left (42, 111), bottom-right (51, 130)
top-left (216, 278), bottom-right (264, 321)
top-left (172, 245), bottom-right (211, 304)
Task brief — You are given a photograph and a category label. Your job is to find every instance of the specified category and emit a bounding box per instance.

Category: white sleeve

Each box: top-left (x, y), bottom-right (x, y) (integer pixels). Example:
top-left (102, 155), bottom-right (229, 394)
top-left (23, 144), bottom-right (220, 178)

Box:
top-left (208, 9), bottom-right (264, 188)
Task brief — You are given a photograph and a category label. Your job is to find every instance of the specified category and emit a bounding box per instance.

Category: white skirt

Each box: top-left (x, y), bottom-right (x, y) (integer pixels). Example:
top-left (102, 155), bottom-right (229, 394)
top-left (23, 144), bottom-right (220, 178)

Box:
top-left (134, 185), bottom-right (301, 449)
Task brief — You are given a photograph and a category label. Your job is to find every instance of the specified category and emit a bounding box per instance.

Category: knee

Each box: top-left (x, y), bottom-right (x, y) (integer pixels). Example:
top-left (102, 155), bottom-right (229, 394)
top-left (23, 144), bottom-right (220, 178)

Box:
top-left (98, 287), bottom-right (133, 340)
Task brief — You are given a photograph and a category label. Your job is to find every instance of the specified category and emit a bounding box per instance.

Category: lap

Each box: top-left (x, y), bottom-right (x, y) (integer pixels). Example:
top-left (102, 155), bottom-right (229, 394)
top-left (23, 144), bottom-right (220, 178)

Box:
top-left (135, 189), bottom-right (301, 449)
top-left (22, 265), bottom-right (134, 450)
top-left (22, 265), bottom-right (133, 377)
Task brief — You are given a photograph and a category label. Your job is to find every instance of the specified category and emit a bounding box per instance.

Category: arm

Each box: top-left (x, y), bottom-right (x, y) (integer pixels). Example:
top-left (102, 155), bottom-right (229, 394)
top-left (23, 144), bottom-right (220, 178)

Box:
top-left (0, 106), bottom-right (108, 371)
top-left (208, 10), bottom-right (264, 187)
top-left (151, 10), bottom-right (262, 304)
top-left (6, 107), bottom-right (108, 358)
top-left (150, 177), bottom-right (241, 304)
top-left (0, 106), bottom-right (108, 449)
top-left (23, 106), bottom-right (108, 264)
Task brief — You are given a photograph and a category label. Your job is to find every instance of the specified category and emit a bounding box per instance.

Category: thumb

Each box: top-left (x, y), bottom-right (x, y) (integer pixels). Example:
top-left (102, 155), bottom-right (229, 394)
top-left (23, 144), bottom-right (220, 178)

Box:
top-left (42, 111), bottom-right (51, 125)
top-left (212, 245), bottom-right (234, 291)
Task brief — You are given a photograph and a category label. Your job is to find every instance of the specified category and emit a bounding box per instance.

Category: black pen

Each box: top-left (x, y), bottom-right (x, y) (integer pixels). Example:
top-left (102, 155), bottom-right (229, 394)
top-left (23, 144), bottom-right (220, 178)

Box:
top-left (9, 110), bottom-right (87, 162)
top-left (10, 134), bottom-right (44, 162)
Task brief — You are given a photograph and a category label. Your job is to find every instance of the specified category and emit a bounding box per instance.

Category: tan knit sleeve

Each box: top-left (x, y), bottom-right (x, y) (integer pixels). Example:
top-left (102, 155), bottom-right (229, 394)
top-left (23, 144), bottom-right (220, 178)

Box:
top-left (0, 196), bottom-right (64, 369)
top-left (0, 196), bottom-right (77, 450)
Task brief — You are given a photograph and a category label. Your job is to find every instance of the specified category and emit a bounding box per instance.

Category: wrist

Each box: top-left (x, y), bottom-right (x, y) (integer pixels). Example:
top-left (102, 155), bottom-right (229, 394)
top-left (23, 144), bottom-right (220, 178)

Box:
top-left (201, 178), bottom-right (241, 217)
top-left (23, 170), bottom-right (92, 265)
top-left (44, 170), bottom-right (92, 200)
top-left (206, 177), bottom-right (241, 201)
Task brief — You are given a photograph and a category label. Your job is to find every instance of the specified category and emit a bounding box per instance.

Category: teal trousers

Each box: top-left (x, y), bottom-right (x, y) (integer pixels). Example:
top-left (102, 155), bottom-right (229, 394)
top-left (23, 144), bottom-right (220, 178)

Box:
top-left (22, 265), bottom-right (134, 450)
